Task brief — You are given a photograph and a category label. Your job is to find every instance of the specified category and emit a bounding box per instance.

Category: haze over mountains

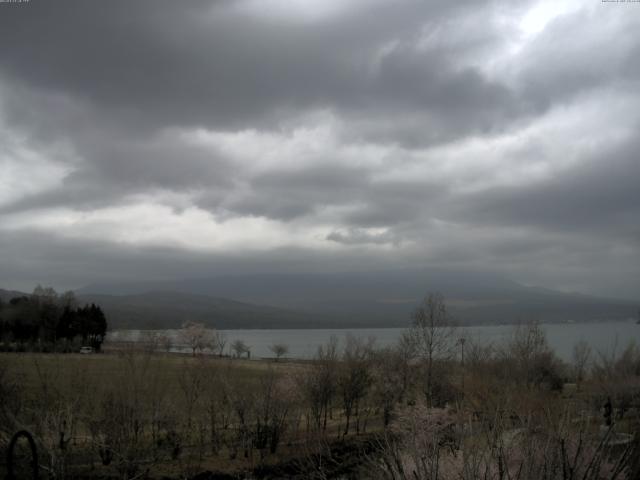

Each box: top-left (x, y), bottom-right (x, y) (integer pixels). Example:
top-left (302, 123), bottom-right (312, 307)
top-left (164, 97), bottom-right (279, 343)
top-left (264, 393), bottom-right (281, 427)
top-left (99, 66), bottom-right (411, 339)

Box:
top-left (71, 269), bottom-right (637, 329)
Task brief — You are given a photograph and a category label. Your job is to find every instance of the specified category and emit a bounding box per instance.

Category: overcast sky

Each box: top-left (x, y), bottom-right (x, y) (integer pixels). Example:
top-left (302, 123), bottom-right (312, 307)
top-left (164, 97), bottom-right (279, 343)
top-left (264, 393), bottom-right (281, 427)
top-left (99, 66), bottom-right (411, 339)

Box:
top-left (0, 0), bottom-right (639, 298)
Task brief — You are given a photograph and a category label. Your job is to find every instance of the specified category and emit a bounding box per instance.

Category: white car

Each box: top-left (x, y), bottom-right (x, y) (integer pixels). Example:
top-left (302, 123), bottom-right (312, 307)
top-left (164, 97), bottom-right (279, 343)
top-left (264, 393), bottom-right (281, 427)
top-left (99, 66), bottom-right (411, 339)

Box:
top-left (79, 346), bottom-right (94, 354)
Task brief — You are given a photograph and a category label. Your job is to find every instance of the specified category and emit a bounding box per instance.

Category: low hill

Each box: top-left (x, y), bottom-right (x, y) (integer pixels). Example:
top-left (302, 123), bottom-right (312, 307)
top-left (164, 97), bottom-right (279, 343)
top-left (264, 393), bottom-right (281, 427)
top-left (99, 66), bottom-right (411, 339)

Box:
top-left (0, 288), bottom-right (28, 302)
top-left (78, 268), bottom-right (639, 327)
top-left (1, 287), bottom-right (327, 329)
top-left (76, 291), bottom-right (328, 329)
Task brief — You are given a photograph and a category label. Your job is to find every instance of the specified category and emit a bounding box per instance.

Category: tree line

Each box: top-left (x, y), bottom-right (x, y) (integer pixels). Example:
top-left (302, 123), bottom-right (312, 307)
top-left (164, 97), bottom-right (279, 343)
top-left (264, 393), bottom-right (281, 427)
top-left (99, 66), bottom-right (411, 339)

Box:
top-left (0, 285), bottom-right (107, 351)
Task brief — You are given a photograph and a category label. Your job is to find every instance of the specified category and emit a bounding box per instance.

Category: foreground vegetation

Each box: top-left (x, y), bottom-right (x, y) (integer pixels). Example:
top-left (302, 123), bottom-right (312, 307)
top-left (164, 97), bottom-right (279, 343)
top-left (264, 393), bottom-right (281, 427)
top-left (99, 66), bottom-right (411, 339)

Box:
top-left (1, 294), bottom-right (640, 479)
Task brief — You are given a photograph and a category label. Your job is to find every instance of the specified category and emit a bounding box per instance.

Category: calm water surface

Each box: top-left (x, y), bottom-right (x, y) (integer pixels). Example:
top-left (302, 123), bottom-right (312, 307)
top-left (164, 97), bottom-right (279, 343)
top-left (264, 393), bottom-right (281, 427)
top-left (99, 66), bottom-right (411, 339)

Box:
top-left (108, 320), bottom-right (640, 362)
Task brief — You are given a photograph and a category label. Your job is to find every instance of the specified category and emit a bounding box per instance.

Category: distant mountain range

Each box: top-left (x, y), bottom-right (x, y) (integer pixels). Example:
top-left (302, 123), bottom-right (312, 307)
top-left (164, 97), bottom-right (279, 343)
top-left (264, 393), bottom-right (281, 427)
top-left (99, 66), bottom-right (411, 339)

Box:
top-left (66, 268), bottom-right (638, 329)
top-left (0, 288), bottom-right (325, 330)
top-left (77, 291), bottom-right (329, 329)
top-left (3, 269), bottom-right (636, 329)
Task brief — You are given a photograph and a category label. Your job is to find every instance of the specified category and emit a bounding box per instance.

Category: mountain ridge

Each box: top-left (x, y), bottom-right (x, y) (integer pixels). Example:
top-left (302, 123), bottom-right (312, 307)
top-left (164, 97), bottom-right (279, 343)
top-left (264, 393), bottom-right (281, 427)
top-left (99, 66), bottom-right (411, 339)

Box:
top-left (4, 268), bottom-right (637, 329)
top-left (76, 268), bottom-right (638, 327)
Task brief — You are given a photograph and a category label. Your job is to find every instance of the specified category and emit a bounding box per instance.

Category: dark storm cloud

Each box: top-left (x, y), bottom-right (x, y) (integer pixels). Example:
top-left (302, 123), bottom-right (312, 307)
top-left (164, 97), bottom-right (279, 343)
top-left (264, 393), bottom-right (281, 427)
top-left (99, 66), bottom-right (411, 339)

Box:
top-left (0, 0), bottom-right (533, 217)
top-left (448, 135), bottom-right (640, 237)
top-left (342, 181), bottom-right (450, 228)
top-left (71, 134), bottom-right (236, 194)
top-left (199, 164), bottom-right (371, 220)
top-left (0, 0), bottom-right (528, 137)
top-left (0, 127), bottom-right (235, 214)
top-left (0, 0), bottom-right (639, 299)
top-left (195, 166), bottom-right (449, 228)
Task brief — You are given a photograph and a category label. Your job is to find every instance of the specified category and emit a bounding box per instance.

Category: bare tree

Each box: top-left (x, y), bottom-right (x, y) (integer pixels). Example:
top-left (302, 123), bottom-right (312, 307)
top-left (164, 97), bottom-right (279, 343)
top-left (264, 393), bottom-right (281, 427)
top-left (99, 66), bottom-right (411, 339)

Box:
top-left (269, 343), bottom-right (289, 361)
top-left (572, 339), bottom-right (592, 389)
top-left (211, 330), bottom-right (227, 357)
top-left (253, 368), bottom-right (295, 457)
top-left (410, 293), bottom-right (456, 406)
top-left (178, 358), bottom-right (206, 430)
top-left (141, 331), bottom-right (161, 353)
top-left (371, 339), bottom-right (415, 427)
top-left (179, 322), bottom-right (210, 356)
top-left (157, 334), bottom-right (173, 353)
top-left (30, 357), bottom-right (91, 478)
top-left (89, 350), bottom-right (158, 479)
top-left (505, 321), bottom-right (563, 389)
top-left (226, 374), bottom-right (255, 459)
top-left (203, 365), bottom-right (232, 455)
top-left (592, 341), bottom-right (640, 421)
top-left (0, 363), bottom-right (22, 435)
top-left (298, 336), bottom-right (339, 433)
top-left (32, 284), bottom-right (58, 303)
top-left (231, 339), bottom-right (250, 358)
top-left (339, 334), bottom-right (374, 435)
top-left (59, 290), bottom-right (78, 310)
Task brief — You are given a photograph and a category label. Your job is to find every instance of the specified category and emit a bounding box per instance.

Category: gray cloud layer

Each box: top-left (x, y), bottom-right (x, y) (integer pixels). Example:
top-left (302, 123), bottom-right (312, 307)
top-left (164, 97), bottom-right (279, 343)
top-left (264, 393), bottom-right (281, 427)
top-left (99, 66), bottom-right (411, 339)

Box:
top-left (0, 0), bottom-right (638, 298)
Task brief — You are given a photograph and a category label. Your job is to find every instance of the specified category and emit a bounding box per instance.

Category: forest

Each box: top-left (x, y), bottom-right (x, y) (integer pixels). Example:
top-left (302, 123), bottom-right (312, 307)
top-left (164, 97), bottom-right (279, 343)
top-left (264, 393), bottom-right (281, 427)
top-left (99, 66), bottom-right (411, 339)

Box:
top-left (0, 286), bottom-right (108, 352)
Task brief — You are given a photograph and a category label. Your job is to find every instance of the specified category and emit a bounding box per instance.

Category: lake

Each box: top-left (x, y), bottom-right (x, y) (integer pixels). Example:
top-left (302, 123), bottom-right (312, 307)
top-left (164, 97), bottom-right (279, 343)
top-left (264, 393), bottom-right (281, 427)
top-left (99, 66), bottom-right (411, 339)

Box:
top-left (107, 320), bottom-right (640, 362)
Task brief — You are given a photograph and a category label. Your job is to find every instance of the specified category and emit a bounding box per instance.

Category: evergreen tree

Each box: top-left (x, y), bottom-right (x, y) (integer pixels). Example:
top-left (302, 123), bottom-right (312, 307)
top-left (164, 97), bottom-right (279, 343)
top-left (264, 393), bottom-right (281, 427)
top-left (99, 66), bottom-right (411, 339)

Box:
top-left (0, 287), bottom-right (108, 351)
